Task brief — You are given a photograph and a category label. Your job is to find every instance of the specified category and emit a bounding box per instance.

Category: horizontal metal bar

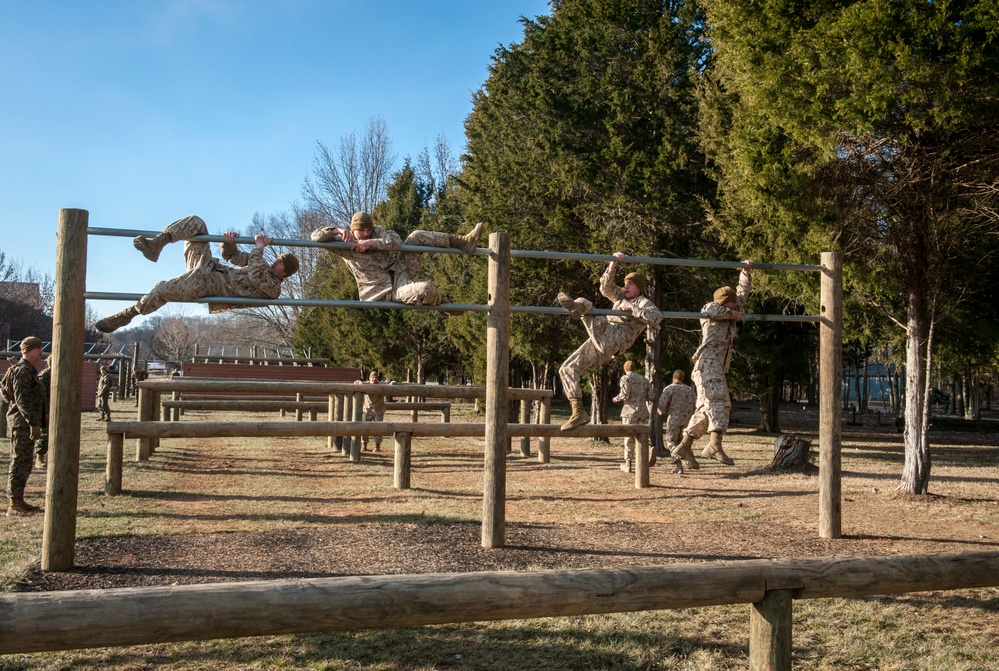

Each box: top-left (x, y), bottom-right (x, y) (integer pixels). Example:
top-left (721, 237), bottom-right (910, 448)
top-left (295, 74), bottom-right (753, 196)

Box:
top-left (84, 292), bottom-right (824, 322)
top-left (86, 227), bottom-right (824, 272)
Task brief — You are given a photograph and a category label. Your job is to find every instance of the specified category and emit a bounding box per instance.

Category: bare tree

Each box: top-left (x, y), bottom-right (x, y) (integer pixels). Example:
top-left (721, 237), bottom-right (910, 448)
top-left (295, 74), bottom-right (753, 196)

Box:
top-left (301, 115), bottom-right (397, 226)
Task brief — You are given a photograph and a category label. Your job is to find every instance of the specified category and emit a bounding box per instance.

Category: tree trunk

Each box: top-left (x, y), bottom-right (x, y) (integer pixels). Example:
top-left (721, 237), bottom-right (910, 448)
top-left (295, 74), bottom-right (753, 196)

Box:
top-left (646, 325), bottom-right (664, 455)
top-left (758, 371), bottom-right (782, 434)
top-left (898, 290), bottom-right (932, 495)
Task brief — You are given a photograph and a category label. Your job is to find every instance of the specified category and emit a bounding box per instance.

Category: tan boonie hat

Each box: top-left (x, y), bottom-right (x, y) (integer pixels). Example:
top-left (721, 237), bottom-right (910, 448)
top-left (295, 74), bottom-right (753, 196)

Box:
top-left (350, 212), bottom-right (373, 231)
top-left (277, 253), bottom-right (299, 277)
top-left (714, 286), bottom-right (737, 304)
top-left (19, 337), bottom-right (42, 354)
top-left (623, 272), bottom-right (647, 293)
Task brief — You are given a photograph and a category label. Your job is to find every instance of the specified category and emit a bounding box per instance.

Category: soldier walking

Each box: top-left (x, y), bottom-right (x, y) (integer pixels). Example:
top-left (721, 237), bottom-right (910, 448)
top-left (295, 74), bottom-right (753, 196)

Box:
top-left (1, 337), bottom-right (46, 516)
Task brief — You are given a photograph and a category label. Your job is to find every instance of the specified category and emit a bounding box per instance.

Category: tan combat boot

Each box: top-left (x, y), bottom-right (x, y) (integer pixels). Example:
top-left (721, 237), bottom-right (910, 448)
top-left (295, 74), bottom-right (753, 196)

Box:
top-left (707, 431), bottom-right (735, 465)
top-left (95, 306), bottom-right (139, 333)
top-left (670, 433), bottom-right (700, 470)
top-left (620, 459), bottom-right (632, 473)
top-left (560, 398), bottom-right (590, 431)
top-left (449, 222), bottom-right (484, 254)
top-left (648, 445), bottom-right (657, 467)
top-left (133, 232), bottom-right (171, 262)
top-left (6, 497), bottom-right (41, 517)
top-left (35, 453), bottom-right (47, 468)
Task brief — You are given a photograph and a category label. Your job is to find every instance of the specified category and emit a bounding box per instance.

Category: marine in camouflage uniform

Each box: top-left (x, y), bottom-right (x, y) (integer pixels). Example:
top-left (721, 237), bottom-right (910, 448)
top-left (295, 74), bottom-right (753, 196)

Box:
top-left (672, 262), bottom-right (753, 471)
top-left (310, 211), bottom-right (483, 306)
top-left (557, 253), bottom-right (662, 430)
top-left (95, 216), bottom-right (299, 333)
top-left (34, 359), bottom-right (51, 467)
top-left (657, 370), bottom-right (695, 459)
top-left (2, 337), bottom-right (46, 516)
top-left (358, 373), bottom-right (389, 451)
top-left (611, 361), bottom-right (657, 473)
top-left (96, 365), bottom-right (113, 421)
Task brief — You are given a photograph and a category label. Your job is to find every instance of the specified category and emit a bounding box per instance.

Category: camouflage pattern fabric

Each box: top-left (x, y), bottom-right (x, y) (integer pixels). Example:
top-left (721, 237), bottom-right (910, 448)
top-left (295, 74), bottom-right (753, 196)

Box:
top-left (135, 215), bottom-right (282, 316)
top-left (658, 381), bottom-right (695, 450)
top-left (684, 270), bottom-right (751, 439)
top-left (310, 226), bottom-right (449, 305)
top-left (614, 371), bottom-right (655, 462)
top-left (4, 359), bottom-right (44, 498)
top-left (35, 366), bottom-right (51, 458)
top-left (558, 264), bottom-right (662, 400)
top-left (97, 372), bottom-right (113, 418)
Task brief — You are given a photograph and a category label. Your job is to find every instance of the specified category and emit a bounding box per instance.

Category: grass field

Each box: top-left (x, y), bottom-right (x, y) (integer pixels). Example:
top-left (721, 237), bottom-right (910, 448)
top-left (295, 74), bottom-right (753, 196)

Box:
top-left (1, 397), bottom-right (997, 670)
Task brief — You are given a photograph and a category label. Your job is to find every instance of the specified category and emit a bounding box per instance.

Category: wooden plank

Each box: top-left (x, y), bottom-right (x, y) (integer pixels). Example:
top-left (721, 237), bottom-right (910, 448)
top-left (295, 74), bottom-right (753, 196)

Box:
top-left (104, 421), bottom-right (651, 439)
top-left (138, 379), bottom-right (553, 401)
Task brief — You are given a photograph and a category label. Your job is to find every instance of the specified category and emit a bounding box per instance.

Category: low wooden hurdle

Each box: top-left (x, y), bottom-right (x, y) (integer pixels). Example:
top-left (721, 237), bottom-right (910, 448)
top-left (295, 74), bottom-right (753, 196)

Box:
top-left (2, 550), bottom-right (997, 671)
top-left (104, 420), bottom-right (651, 495)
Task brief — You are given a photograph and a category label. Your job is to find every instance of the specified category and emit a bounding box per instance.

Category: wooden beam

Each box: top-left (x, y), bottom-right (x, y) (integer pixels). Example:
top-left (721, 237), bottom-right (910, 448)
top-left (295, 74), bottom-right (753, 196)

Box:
top-left (137, 379), bottom-right (553, 400)
top-left (819, 251), bottom-right (843, 539)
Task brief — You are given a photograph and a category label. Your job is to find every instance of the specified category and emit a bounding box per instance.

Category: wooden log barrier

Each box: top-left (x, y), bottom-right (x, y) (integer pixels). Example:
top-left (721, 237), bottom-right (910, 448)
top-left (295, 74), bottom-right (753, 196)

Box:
top-left (385, 401), bottom-right (451, 423)
top-left (1, 552), bottom-right (997, 657)
top-left (161, 400), bottom-right (328, 413)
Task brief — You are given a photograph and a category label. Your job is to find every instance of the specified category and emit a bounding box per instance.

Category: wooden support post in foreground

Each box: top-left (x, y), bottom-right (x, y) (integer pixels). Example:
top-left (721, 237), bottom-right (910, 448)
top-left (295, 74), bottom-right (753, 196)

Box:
top-left (105, 433), bottom-right (123, 496)
top-left (393, 432), bottom-right (411, 489)
top-left (636, 431), bottom-right (649, 489)
top-left (483, 232), bottom-right (511, 549)
top-left (819, 251), bottom-right (843, 539)
top-left (42, 208), bottom-right (89, 572)
top-left (518, 399), bottom-right (530, 456)
top-left (136, 388), bottom-right (153, 460)
top-left (343, 394), bottom-right (353, 455)
top-left (350, 391), bottom-right (364, 462)
top-left (749, 589), bottom-right (793, 671)
top-left (538, 397), bottom-right (551, 463)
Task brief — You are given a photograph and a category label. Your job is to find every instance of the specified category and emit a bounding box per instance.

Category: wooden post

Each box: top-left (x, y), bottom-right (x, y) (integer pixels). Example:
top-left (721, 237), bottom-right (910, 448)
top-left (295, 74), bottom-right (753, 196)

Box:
top-left (393, 431), bottom-right (411, 489)
top-left (333, 394), bottom-right (344, 452)
top-left (518, 399), bottom-right (530, 456)
top-left (749, 589), bottom-right (793, 671)
top-left (819, 252), bottom-right (843, 538)
top-left (105, 433), bottom-right (123, 496)
top-left (137, 388), bottom-right (153, 461)
top-left (295, 393), bottom-right (304, 421)
top-left (326, 394), bottom-right (339, 452)
top-left (636, 430), bottom-right (649, 489)
top-left (349, 390), bottom-right (363, 462)
top-left (483, 232), bottom-right (510, 549)
top-left (442, 406), bottom-right (450, 423)
top-left (342, 393), bottom-right (353, 455)
top-left (539, 397), bottom-right (551, 463)
top-left (151, 390), bottom-right (161, 454)
top-left (42, 208), bottom-right (89, 572)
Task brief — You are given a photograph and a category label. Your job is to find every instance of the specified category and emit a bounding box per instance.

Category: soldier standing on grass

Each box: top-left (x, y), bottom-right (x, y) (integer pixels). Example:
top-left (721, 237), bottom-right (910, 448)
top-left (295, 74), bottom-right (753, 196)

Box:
top-left (357, 372), bottom-right (396, 452)
top-left (96, 365), bottom-right (113, 421)
top-left (671, 261), bottom-right (754, 471)
top-left (611, 360), bottom-right (657, 473)
top-left (1, 337), bottom-right (46, 516)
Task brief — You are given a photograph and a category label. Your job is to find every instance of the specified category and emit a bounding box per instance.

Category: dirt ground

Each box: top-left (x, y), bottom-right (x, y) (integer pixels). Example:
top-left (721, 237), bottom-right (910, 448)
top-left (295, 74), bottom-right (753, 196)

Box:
top-left (16, 401), bottom-right (999, 593)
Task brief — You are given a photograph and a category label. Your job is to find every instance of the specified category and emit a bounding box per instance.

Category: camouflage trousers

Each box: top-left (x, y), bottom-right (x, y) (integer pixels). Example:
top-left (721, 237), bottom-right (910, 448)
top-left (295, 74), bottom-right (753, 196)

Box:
top-left (663, 414), bottom-right (690, 451)
top-left (361, 408), bottom-right (384, 449)
top-left (684, 358), bottom-right (731, 439)
top-left (98, 394), bottom-right (111, 418)
top-left (559, 301), bottom-right (639, 400)
top-left (7, 424), bottom-right (35, 498)
top-left (34, 431), bottom-right (47, 460)
top-left (621, 415), bottom-right (649, 463)
top-left (136, 216), bottom-right (230, 315)
top-left (391, 230), bottom-right (451, 306)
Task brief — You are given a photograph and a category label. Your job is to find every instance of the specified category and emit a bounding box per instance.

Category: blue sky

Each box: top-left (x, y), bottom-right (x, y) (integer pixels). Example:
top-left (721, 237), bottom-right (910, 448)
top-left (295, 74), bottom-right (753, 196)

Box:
top-left (0, 0), bottom-right (550, 323)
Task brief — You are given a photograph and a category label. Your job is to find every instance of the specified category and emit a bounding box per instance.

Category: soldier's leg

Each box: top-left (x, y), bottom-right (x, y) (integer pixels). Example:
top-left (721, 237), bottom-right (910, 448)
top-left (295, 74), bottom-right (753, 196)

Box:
top-left (621, 434), bottom-right (634, 472)
top-left (7, 425), bottom-right (39, 514)
top-left (136, 266), bottom-right (223, 316)
top-left (134, 215), bottom-right (210, 264)
top-left (393, 278), bottom-right (442, 306)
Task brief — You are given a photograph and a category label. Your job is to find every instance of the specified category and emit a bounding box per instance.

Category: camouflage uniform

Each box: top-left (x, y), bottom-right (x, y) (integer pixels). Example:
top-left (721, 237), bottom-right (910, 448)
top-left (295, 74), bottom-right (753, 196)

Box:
top-left (310, 225), bottom-right (453, 306)
top-left (657, 381), bottom-right (695, 452)
top-left (2, 359), bottom-right (44, 499)
top-left (135, 215), bottom-right (283, 316)
top-left (360, 383), bottom-right (387, 451)
top-left (97, 370), bottom-right (113, 420)
top-left (683, 269), bottom-right (752, 439)
top-left (613, 371), bottom-right (656, 466)
top-left (559, 264), bottom-right (662, 401)
top-left (34, 365), bottom-right (51, 462)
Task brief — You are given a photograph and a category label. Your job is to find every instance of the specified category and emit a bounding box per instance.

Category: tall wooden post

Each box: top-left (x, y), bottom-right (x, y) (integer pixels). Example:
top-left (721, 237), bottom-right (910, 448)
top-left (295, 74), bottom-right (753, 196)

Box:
top-left (42, 208), bottom-right (88, 572)
top-left (393, 432), bottom-right (411, 490)
top-left (483, 232), bottom-right (510, 549)
top-left (819, 252), bottom-right (843, 538)
top-left (349, 390), bottom-right (364, 462)
top-left (518, 399), bottom-right (530, 456)
top-left (539, 397), bottom-right (551, 463)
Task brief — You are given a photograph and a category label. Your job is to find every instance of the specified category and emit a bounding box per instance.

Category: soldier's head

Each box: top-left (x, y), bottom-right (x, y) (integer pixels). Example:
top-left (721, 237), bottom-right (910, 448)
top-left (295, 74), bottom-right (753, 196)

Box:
top-left (714, 285), bottom-right (737, 308)
top-left (624, 360), bottom-right (637, 373)
top-left (672, 369), bottom-right (685, 383)
top-left (623, 272), bottom-right (647, 299)
top-left (350, 212), bottom-right (374, 241)
top-left (368, 372), bottom-right (379, 384)
top-left (272, 253), bottom-right (299, 280)
top-left (19, 337), bottom-right (43, 365)
top-left (100, 365), bottom-right (108, 374)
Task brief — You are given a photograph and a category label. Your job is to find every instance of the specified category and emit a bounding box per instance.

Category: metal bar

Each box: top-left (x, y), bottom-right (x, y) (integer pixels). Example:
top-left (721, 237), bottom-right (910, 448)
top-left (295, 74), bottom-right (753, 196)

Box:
top-left (86, 227), bottom-right (823, 272)
top-left (82, 292), bottom-right (824, 322)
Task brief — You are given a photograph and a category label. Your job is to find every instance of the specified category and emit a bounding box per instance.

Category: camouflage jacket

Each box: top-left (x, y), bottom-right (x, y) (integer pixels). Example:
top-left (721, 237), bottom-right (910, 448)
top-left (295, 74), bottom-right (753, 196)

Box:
top-left (311, 225), bottom-right (403, 302)
top-left (614, 372), bottom-right (655, 422)
top-left (206, 245), bottom-right (283, 313)
top-left (599, 264), bottom-right (662, 332)
top-left (97, 372), bottom-right (114, 398)
top-left (691, 270), bottom-right (752, 373)
top-left (2, 359), bottom-right (45, 428)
